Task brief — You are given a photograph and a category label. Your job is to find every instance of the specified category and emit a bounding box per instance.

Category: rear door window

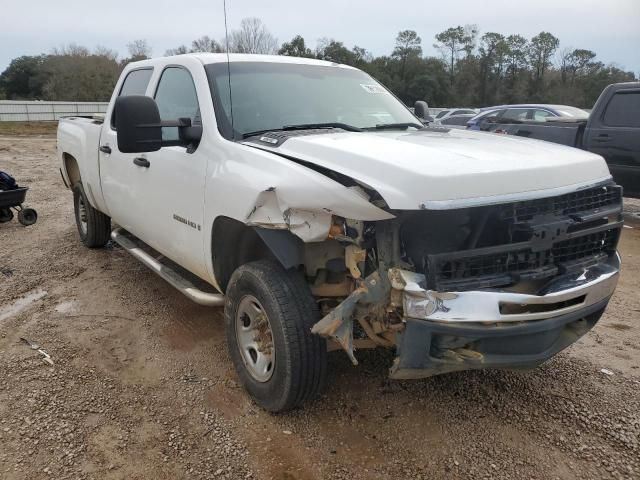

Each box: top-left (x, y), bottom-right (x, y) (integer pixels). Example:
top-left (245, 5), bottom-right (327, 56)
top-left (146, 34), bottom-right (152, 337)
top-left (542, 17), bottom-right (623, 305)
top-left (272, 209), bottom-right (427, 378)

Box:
top-left (112, 68), bottom-right (153, 128)
top-left (603, 91), bottom-right (640, 127)
top-left (119, 69), bottom-right (153, 96)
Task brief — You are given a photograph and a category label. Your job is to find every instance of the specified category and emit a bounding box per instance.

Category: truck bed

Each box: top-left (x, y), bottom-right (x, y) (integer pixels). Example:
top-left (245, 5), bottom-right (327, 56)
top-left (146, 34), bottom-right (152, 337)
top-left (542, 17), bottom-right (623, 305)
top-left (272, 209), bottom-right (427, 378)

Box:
top-left (485, 118), bottom-right (587, 147)
top-left (57, 116), bottom-right (108, 213)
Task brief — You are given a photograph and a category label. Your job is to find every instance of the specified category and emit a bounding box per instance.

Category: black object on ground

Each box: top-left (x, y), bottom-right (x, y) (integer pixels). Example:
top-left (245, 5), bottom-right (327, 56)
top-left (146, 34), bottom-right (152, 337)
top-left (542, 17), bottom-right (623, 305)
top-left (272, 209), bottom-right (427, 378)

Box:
top-left (0, 171), bottom-right (38, 226)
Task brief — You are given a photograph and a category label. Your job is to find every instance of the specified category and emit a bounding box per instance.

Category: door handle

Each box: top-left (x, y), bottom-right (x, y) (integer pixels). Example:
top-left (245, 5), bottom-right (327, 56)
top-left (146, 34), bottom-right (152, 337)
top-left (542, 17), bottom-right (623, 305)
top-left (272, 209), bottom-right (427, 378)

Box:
top-left (594, 134), bottom-right (612, 143)
top-left (99, 145), bottom-right (112, 154)
top-left (133, 157), bottom-right (150, 168)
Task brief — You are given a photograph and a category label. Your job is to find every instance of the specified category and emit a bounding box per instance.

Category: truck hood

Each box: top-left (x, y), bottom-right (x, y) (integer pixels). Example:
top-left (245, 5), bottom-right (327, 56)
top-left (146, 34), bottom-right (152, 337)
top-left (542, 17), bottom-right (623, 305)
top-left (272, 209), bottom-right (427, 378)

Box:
top-left (247, 129), bottom-right (611, 210)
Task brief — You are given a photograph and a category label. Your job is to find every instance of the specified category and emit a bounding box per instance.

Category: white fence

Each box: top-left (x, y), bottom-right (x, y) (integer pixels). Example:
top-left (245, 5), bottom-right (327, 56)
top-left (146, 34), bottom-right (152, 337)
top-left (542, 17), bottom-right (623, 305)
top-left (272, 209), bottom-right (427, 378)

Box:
top-left (0, 101), bottom-right (108, 121)
top-left (0, 100), bottom-right (450, 122)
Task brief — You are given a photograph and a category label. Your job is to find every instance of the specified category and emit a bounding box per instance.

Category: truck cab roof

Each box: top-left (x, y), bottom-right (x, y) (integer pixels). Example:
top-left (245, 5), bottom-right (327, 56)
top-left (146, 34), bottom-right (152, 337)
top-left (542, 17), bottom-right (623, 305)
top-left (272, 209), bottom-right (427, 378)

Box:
top-left (128, 53), bottom-right (359, 70)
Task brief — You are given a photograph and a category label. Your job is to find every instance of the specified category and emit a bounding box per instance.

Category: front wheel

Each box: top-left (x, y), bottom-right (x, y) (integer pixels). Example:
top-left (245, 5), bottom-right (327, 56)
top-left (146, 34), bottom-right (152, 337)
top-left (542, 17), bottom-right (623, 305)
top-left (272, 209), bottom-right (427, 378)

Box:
top-left (73, 183), bottom-right (111, 248)
top-left (225, 260), bottom-right (327, 412)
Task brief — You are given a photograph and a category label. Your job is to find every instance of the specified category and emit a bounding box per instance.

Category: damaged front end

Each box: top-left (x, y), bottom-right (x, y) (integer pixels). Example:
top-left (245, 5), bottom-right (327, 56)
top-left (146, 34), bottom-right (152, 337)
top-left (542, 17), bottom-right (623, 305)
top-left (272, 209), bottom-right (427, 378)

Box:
top-left (308, 181), bottom-right (623, 379)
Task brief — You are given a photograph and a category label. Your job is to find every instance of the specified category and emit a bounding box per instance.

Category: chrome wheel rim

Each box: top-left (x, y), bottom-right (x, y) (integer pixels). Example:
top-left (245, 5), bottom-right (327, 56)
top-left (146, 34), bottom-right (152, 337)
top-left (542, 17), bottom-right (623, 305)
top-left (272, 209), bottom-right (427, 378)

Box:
top-left (235, 295), bottom-right (275, 382)
top-left (77, 196), bottom-right (88, 235)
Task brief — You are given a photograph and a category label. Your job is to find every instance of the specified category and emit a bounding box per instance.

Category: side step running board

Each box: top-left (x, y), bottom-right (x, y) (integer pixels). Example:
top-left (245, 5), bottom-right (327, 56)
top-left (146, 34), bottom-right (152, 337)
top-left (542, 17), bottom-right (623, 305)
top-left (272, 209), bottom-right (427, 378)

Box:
top-left (111, 228), bottom-right (225, 307)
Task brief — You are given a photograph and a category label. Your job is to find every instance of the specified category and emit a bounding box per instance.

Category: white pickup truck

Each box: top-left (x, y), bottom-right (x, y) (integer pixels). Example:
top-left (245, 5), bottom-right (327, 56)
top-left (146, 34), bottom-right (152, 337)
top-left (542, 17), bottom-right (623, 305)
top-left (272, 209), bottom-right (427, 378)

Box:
top-left (58, 54), bottom-right (622, 412)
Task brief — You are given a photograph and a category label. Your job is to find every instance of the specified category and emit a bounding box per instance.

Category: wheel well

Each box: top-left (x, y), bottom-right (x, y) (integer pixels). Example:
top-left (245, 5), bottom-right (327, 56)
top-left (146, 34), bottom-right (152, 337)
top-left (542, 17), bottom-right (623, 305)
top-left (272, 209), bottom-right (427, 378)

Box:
top-left (63, 153), bottom-right (81, 186)
top-left (211, 216), bottom-right (304, 292)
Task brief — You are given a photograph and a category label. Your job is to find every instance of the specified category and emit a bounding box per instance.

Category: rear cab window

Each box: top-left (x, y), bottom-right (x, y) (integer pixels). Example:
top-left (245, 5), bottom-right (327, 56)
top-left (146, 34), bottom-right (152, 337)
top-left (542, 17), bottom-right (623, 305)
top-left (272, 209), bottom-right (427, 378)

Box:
top-left (603, 91), bottom-right (640, 128)
top-left (111, 68), bottom-right (153, 128)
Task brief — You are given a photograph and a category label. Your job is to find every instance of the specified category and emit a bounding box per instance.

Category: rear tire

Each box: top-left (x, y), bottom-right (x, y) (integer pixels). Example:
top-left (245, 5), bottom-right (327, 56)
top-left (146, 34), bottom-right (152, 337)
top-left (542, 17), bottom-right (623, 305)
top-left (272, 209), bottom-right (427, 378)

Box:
top-left (225, 260), bottom-right (327, 412)
top-left (18, 208), bottom-right (37, 226)
top-left (73, 183), bottom-right (110, 248)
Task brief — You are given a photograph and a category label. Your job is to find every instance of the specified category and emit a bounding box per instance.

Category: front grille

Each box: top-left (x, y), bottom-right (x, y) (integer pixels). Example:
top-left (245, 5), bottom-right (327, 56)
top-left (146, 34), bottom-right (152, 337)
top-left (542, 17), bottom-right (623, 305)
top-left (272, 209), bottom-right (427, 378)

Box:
top-left (401, 182), bottom-right (623, 291)
top-left (499, 184), bottom-right (622, 223)
top-left (429, 227), bottom-right (620, 291)
top-left (553, 228), bottom-right (619, 263)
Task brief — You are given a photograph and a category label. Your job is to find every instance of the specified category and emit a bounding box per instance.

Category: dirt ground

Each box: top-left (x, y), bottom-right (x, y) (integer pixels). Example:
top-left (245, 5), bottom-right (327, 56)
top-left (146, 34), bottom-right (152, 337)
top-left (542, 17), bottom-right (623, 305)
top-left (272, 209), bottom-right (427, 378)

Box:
top-left (1, 134), bottom-right (639, 480)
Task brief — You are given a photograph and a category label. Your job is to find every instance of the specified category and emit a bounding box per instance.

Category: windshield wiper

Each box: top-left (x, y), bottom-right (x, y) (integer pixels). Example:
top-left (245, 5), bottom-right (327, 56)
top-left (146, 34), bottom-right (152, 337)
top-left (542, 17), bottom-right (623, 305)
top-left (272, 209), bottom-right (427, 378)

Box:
top-left (282, 122), bottom-right (363, 132)
top-left (372, 122), bottom-right (424, 130)
top-left (242, 122), bottom-right (362, 139)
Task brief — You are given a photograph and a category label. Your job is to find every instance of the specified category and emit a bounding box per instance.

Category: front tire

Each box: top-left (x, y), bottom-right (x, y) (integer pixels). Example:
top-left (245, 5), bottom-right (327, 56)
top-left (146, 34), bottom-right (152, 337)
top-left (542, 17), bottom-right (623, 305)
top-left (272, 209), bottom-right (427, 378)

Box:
top-left (73, 183), bottom-right (110, 248)
top-left (225, 260), bottom-right (327, 412)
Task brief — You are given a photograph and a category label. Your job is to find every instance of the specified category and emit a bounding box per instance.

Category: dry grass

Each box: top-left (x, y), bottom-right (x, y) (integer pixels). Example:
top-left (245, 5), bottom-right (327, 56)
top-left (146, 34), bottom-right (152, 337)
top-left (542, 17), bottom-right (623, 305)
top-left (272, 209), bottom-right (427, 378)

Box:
top-left (0, 121), bottom-right (58, 136)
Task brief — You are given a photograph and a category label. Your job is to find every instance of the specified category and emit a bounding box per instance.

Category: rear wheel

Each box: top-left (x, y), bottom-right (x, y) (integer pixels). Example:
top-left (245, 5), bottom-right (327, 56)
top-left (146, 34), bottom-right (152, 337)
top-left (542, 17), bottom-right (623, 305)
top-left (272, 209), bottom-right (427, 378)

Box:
top-left (225, 260), bottom-right (327, 412)
top-left (18, 208), bottom-right (37, 226)
top-left (73, 183), bottom-right (111, 247)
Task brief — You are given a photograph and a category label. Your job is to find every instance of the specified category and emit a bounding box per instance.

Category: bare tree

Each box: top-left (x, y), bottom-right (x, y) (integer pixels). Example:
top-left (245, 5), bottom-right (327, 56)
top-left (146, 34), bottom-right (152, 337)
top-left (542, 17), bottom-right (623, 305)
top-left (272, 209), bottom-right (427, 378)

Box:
top-left (164, 45), bottom-right (189, 56)
top-left (127, 39), bottom-right (152, 59)
top-left (51, 43), bottom-right (90, 57)
top-left (229, 18), bottom-right (278, 54)
top-left (94, 46), bottom-right (118, 61)
top-left (191, 36), bottom-right (223, 53)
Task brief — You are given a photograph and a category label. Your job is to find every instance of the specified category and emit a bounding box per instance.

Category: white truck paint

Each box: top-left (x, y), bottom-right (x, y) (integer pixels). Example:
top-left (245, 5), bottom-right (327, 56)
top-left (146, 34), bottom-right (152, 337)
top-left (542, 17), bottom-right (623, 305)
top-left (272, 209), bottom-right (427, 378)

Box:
top-left (58, 53), bottom-right (623, 411)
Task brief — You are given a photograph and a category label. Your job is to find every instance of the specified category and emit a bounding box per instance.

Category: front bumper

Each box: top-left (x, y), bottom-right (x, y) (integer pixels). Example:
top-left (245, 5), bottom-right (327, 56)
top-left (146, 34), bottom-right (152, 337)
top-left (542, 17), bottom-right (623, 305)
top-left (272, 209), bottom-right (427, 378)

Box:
top-left (394, 254), bottom-right (619, 323)
top-left (390, 298), bottom-right (609, 379)
top-left (388, 255), bottom-right (619, 379)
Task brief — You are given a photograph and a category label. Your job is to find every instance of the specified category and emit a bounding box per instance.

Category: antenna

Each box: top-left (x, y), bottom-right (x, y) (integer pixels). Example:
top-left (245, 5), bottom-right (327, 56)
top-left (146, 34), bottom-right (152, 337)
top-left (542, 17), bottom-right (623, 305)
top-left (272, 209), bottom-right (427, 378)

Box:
top-left (223, 0), bottom-right (235, 139)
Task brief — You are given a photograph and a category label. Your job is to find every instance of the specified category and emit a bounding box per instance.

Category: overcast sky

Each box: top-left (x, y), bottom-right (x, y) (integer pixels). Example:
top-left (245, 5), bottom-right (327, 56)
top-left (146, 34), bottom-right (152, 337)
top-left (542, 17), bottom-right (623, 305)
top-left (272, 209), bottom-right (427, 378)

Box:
top-left (2, 0), bottom-right (639, 74)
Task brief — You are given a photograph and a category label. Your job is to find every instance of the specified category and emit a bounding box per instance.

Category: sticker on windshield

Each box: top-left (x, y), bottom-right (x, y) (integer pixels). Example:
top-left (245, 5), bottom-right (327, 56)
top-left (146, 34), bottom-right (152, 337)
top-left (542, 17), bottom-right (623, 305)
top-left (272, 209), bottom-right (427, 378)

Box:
top-left (360, 84), bottom-right (387, 94)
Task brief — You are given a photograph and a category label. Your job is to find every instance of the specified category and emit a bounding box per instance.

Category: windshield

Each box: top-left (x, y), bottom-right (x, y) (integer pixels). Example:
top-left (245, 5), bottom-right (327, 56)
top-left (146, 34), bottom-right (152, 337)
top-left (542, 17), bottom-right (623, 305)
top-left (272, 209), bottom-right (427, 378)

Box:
top-left (205, 61), bottom-right (420, 139)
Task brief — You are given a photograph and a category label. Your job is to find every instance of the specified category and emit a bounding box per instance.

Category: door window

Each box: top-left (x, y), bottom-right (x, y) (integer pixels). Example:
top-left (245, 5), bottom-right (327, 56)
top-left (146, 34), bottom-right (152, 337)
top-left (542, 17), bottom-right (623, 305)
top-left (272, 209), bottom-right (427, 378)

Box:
top-left (451, 109), bottom-right (475, 116)
top-left (442, 116), bottom-right (471, 126)
top-left (154, 67), bottom-right (201, 142)
top-left (501, 108), bottom-right (529, 121)
top-left (603, 92), bottom-right (640, 127)
top-left (119, 69), bottom-right (153, 96)
top-left (112, 68), bottom-right (153, 128)
top-left (533, 109), bottom-right (555, 121)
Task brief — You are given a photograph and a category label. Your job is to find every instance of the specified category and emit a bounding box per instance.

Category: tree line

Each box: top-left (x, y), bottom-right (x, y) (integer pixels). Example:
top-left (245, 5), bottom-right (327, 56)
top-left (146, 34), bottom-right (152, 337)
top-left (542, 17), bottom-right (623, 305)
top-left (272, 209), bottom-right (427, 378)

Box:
top-left (0, 18), bottom-right (636, 108)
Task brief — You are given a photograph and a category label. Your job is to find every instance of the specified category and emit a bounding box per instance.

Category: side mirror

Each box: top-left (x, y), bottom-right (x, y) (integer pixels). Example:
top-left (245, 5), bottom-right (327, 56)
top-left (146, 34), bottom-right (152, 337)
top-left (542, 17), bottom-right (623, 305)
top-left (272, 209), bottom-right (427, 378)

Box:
top-left (178, 118), bottom-right (203, 144)
top-left (115, 95), bottom-right (162, 153)
top-left (414, 100), bottom-right (433, 123)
